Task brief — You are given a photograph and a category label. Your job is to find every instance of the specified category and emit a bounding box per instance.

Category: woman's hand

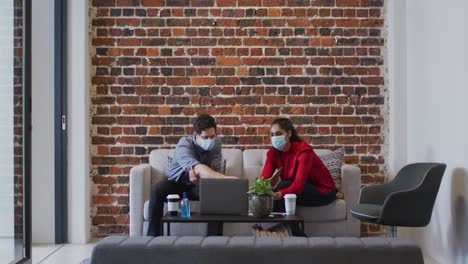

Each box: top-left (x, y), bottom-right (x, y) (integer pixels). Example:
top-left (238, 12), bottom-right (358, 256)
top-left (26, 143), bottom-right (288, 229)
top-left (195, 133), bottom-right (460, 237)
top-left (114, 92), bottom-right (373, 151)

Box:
top-left (273, 192), bottom-right (283, 200)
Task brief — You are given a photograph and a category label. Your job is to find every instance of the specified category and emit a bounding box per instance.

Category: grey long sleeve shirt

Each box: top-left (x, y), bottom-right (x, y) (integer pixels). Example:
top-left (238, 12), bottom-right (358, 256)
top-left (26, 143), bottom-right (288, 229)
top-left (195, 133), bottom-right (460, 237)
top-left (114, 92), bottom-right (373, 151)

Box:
top-left (165, 135), bottom-right (223, 183)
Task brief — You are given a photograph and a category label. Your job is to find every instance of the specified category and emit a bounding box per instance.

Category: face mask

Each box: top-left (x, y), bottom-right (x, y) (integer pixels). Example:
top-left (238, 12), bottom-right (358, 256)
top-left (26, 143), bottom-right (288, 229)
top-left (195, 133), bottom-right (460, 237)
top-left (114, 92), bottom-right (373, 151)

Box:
top-left (199, 138), bottom-right (215, 151)
top-left (271, 135), bottom-right (287, 151)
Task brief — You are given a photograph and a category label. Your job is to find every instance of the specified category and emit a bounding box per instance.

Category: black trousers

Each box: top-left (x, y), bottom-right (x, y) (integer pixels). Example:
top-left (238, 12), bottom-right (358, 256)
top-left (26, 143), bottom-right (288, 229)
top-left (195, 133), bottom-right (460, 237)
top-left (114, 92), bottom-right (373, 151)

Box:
top-left (272, 181), bottom-right (337, 236)
top-left (146, 178), bottom-right (222, 236)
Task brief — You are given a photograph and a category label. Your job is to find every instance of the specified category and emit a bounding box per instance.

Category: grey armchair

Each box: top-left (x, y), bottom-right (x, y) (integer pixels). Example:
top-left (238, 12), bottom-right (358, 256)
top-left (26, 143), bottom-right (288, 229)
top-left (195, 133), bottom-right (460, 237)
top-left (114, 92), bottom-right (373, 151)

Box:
top-left (350, 163), bottom-right (446, 236)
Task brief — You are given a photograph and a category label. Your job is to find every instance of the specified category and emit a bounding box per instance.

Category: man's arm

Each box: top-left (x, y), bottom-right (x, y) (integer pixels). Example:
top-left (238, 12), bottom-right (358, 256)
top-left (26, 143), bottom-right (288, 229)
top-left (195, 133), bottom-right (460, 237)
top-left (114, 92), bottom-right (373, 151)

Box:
top-left (194, 138), bottom-right (236, 179)
top-left (174, 137), bottom-right (235, 180)
top-left (173, 138), bottom-right (200, 173)
top-left (193, 163), bottom-right (225, 178)
top-left (208, 138), bottom-right (223, 173)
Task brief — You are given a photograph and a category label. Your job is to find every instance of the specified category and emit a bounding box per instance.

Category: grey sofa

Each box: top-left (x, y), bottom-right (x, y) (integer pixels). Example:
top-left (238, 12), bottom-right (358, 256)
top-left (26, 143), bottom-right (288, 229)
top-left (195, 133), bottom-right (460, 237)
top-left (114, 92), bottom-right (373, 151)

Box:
top-left (90, 236), bottom-right (424, 264)
top-left (130, 148), bottom-right (361, 237)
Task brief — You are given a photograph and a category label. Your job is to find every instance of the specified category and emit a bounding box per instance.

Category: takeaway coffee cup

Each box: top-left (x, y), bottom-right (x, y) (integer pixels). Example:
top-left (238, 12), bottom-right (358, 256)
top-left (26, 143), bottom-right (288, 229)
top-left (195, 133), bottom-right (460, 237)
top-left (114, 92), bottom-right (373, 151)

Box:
top-left (167, 194), bottom-right (180, 216)
top-left (284, 194), bottom-right (297, 216)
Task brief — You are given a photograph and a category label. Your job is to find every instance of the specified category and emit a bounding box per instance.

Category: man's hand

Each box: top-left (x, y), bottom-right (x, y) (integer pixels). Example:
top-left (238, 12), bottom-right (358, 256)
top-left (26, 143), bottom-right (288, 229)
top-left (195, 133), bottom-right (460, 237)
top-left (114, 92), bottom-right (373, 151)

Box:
top-left (273, 192), bottom-right (283, 200)
top-left (189, 166), bottom-right (200, 182)
top-left (192, 163), bottom-right (234, 179)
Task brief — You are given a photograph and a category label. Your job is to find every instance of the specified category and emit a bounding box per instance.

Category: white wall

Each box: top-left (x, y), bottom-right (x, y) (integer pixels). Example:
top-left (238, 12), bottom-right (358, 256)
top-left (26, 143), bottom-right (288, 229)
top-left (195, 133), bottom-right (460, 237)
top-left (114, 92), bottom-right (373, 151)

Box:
top-left (386, 0), bottom-right (407, 177)
top-left (31, 0), bottom-right (55, 243)
top-left (0, 1), bottom-right (15, 238)
top-left (30, 0), bottom-right (91, 244)
top-left (389, 0), bottom-right (468, 263)
top-left (67, 0), bottom-right (91, 244)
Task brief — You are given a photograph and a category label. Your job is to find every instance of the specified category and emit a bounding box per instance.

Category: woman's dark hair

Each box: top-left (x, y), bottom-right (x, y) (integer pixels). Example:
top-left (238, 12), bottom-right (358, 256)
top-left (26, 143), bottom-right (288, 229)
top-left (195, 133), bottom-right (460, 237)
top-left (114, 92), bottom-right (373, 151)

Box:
top-left (271, 118), bottom-right (302, 142)
top-left (193, 114), bottom-right (217, 134)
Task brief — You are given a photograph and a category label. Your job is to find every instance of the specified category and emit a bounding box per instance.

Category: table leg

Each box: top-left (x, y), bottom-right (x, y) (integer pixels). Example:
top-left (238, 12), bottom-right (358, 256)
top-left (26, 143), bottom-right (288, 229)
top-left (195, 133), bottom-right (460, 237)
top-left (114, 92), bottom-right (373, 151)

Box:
top-left (167, 222), bottom-right (171, 236)
top-left (207, 221), bottom-right (223, 236)
top-left (299, 221), bottom-right (305, 236)
top-left (217, 222), bottom-right (224, 236)
top-left (159, 221), bottom-right (164, 236)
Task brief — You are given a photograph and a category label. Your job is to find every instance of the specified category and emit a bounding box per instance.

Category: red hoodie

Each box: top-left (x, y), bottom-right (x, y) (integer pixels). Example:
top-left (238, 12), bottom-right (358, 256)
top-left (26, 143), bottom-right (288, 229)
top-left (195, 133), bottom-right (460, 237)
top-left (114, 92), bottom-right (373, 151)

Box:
top-left (261, 141), bottom-right (336, 196)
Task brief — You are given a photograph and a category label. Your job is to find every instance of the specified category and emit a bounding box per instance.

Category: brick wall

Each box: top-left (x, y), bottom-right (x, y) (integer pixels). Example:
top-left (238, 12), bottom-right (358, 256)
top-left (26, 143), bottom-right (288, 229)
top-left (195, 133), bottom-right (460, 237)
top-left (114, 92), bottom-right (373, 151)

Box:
top-left (90, 0), bottom-right (387, 237)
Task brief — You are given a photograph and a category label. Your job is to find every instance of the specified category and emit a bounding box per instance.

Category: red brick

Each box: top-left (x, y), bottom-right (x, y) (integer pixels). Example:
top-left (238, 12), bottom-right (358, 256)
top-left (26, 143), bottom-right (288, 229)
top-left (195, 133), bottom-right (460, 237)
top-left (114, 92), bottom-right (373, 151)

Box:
top-left (336, 19), bottom-right (360, 27)
top-left (336, 0), bottom-right (360, 6)
top-left (191, 77), bottom-right (216, 86)
top-left (361, 77), bottom-right (384, 85)
top-left (92, 196), bottom-right (117, 205)
top-left (338, 116), bottom-right (361, 124)
top-left (141, 0), bottom-right (164, 6)
top-left (361, 19), bottom-right (384, 27)
top-left (93, 0), bottom-right (115, 7)
top-left (288, 19), bottom-right (311, 27)
top-left (115, 18), bottom-right (140, 27)
top-left (92, 216), bottom-right (116, 225)
top-left (268, 8), bottom-right (282, 17)
top-left (315, 116), bottom-right (337, 125)
top-left (167, 77), bottom-right (190, 85)
top-left (216, 0), bottom-right (236, 6)
top-left (216, 57), bottom-right (241, 66)
top-left (261, 96), bottom-right (286, 105)
top-left (93, 176), bottom-right (117, 184)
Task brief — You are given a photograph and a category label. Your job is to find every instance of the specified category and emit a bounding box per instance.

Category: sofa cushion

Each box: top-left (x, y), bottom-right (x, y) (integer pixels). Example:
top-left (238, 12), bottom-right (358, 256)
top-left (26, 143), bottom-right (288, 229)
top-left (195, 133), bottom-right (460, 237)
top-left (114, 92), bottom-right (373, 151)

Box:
top-left (220, 149), bottom-right (243, 177)
top-left (297, 198), bottom-right (347, 222)
top-left (319, 148), bottom-right (345, 198)
top-left (314, 149), bottom-right (333, 157)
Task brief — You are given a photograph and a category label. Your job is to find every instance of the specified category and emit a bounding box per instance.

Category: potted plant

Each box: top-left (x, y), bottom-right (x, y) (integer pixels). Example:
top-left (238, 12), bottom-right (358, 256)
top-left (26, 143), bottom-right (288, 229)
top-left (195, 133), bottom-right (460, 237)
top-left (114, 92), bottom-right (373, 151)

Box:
top-left (247, 178), bottom-right (274, 218)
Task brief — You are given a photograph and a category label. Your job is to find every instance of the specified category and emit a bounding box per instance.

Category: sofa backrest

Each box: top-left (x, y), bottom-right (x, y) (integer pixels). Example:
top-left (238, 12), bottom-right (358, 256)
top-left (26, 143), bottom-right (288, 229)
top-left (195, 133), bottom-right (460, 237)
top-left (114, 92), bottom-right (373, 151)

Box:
top-left (91, 236), bottom-right (424, 264)
top-left (149, 149), bottom-right (174, 184)
top-left (149, 148), bottom-right (243, 184)
top-left (243, 148), bottom-right (332, 185)
top-left (242, 149), bottom-right (269, 185)
top-left (221, 149), bottom-right (243, 178)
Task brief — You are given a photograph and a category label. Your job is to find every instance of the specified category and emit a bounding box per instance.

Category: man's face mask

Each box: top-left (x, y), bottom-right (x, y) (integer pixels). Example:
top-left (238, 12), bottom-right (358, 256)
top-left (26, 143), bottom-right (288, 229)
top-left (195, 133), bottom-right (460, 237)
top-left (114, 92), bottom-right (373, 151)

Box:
top-left (199, 137), bottom-right (215, 151)
top-left (196, 128), bottom-right (217, 151)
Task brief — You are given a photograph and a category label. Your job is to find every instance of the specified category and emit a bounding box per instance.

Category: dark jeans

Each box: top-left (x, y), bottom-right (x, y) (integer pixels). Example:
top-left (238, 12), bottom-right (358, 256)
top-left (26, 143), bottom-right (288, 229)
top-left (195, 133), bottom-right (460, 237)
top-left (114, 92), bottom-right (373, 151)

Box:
top-left (147, 178), bottom-right (222, 236)
top-left (273, 181), bottom-right (337, 236)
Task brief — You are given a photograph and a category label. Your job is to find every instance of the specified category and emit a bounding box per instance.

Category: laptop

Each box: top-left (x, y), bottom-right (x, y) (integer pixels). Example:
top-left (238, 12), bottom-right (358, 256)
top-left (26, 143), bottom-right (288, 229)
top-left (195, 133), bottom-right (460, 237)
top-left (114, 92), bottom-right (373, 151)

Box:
top-left (199, 178), bottom-right (249, 216)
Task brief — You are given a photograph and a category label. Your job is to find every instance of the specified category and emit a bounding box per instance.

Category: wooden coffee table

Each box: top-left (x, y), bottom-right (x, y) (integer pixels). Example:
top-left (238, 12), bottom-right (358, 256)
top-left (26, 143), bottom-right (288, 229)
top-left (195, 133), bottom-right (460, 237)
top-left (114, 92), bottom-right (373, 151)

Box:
top-left (160, 212), bottom-right (304, 236)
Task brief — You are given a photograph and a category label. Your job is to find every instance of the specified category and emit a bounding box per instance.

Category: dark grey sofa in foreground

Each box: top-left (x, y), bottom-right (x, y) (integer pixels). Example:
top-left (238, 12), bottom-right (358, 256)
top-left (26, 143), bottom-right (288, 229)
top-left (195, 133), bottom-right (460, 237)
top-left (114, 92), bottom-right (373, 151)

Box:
top-left (90, 236), bottom-right (424, 264)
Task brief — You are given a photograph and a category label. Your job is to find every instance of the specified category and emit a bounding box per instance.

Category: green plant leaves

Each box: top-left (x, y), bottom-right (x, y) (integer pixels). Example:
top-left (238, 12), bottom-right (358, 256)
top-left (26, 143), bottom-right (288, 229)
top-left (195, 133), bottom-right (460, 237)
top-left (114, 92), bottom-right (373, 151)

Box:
top-left (247, 178), bottom-right (274, 196)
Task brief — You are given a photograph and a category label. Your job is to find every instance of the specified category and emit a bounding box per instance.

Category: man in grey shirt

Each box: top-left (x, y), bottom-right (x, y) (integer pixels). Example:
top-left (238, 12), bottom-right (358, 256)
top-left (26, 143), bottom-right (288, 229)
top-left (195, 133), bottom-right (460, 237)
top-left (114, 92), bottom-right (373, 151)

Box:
top-left (147, 114), bottom-right (235, 236)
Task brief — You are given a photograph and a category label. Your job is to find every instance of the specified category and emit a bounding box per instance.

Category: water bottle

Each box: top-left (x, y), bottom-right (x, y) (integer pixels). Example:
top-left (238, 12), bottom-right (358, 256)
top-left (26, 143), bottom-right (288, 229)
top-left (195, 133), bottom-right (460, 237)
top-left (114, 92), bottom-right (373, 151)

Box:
top-left (181, 192), bottom-right (191, 218)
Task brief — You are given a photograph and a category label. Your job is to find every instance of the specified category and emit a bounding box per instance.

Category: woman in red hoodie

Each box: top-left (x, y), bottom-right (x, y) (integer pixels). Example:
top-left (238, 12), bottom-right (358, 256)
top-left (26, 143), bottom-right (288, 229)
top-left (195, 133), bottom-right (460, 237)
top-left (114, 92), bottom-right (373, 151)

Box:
top-left (262, 118), bottom-right (337, 213)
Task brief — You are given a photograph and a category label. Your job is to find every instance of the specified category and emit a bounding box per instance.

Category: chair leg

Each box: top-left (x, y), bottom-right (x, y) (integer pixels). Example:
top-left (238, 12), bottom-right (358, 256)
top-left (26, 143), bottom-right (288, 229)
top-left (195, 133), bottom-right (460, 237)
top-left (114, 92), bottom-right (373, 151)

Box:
top-left (389, 226), bottom-right (397, 237)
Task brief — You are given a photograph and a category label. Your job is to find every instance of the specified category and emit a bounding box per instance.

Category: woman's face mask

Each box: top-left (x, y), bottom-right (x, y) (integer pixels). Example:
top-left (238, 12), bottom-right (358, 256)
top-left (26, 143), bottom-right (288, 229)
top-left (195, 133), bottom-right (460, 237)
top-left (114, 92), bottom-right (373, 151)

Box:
top-left (270, 124), bottom-right (290, 151)
top-left (271, 135), bottom-right (287, 151)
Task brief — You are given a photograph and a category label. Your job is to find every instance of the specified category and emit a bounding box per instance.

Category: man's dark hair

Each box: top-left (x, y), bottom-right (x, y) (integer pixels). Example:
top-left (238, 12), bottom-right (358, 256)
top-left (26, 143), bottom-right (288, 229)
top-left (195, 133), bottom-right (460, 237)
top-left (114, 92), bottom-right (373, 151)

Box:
top-left (271, 118), bottom-right (303, 142)
top-left (193, 114), bottom-right (217, 134)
